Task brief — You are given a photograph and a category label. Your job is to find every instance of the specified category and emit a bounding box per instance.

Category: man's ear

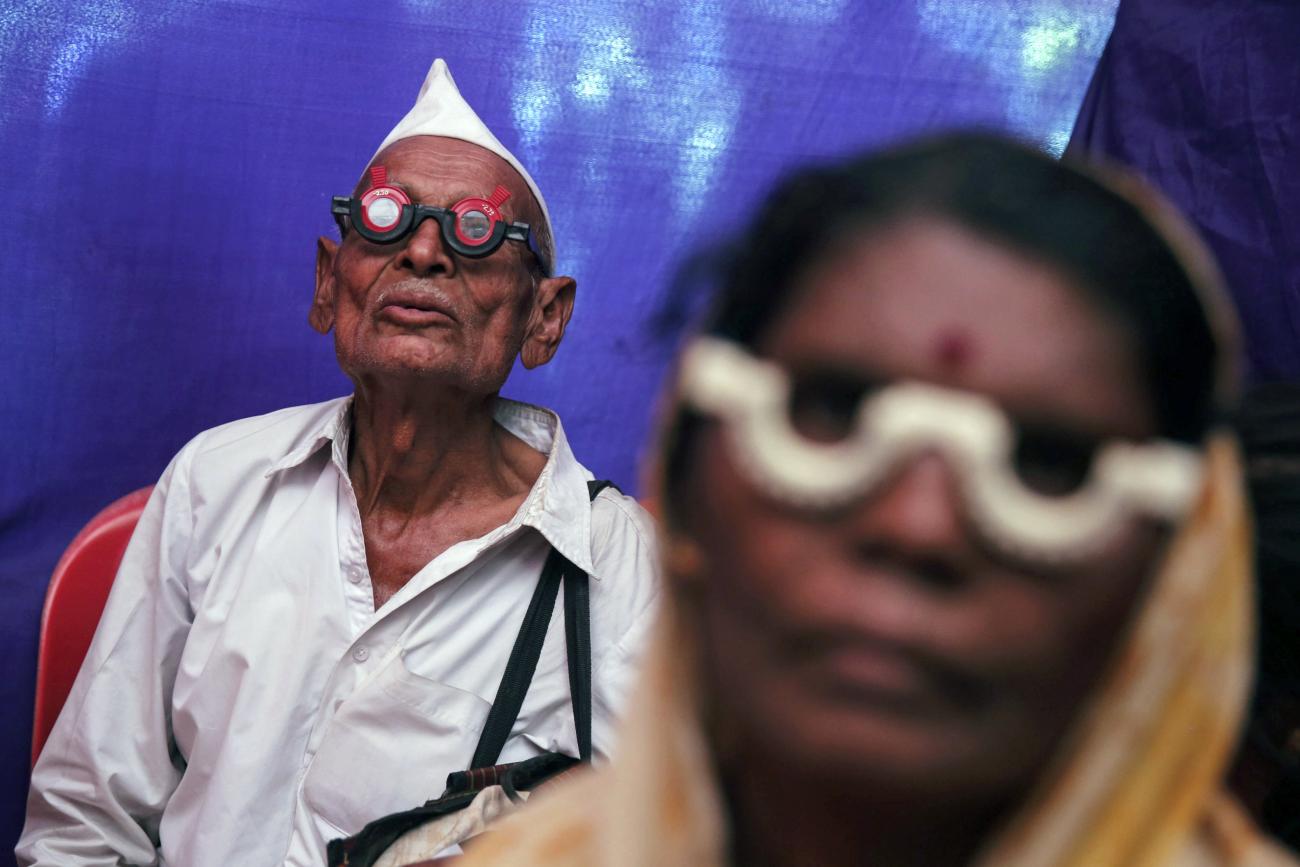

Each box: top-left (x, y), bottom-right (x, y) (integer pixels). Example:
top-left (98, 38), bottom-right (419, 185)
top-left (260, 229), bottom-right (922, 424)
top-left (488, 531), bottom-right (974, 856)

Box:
top-left (520, 275), bottom-right (577, 369)
top-left (310, 236), bottom-right (339, 334)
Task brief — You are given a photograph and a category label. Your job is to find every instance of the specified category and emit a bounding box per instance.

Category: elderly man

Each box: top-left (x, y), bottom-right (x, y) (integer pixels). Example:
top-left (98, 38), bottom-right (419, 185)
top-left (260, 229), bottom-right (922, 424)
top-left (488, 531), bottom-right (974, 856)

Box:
top-left (18, 59), bottom-right (658, 867)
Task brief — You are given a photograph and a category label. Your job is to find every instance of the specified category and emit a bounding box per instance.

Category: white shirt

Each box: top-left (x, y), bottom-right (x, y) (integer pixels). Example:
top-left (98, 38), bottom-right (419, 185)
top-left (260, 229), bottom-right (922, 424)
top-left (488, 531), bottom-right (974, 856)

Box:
top-left (17, 397), bottom-right (660, 867)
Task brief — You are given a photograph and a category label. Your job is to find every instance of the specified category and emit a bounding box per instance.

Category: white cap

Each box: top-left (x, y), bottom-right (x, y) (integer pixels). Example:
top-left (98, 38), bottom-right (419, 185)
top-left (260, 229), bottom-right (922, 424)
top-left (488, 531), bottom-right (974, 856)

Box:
top-left (373, 58), bottom-right (554, 265)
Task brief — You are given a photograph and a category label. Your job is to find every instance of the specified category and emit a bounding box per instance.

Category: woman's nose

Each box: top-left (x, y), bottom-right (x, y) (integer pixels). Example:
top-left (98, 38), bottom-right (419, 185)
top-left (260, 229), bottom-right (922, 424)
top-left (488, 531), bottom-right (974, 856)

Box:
top-left (846, 450), bottom-right (969, 561)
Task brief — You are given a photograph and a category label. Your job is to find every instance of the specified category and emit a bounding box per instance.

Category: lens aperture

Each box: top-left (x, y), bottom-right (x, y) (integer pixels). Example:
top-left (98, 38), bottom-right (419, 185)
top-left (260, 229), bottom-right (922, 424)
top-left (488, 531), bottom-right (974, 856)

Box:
top-left (459, 210), bottom-right (491, 242)
top-left (366, 197), bottom-right (401, 229)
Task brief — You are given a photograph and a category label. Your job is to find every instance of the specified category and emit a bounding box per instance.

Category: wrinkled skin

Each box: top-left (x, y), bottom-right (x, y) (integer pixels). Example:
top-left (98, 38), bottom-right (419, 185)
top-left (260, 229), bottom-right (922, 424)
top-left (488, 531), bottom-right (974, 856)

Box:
top-left (313, 135), bottom-right (570, 392)
top-left (310, 135), bottom-right (576, 609)
top-left (678, 219), bottom-right (1172, 863)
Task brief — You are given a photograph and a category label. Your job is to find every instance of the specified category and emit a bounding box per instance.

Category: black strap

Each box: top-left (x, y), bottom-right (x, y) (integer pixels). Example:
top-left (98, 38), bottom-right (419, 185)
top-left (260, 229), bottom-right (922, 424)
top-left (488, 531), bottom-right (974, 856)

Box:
top-left (327, 752), bottom-right (583, 867)
top-left (568, 480), bottom-right (612, 760)
top-left (468, 480), bottom-right (613, 769)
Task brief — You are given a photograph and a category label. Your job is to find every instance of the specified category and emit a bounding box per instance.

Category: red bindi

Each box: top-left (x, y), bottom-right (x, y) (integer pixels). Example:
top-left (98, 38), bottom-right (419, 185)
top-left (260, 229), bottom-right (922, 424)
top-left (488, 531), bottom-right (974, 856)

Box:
top-left (933, 329), bottom-right (975, 370)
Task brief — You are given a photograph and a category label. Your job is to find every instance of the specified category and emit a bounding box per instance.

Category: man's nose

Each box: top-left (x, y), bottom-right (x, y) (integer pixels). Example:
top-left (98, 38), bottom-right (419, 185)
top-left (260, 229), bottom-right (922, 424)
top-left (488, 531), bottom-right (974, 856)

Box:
top-left (847, 450), bottom-right (968, 561)
top-left (398, 217), bottom-right (455, 276)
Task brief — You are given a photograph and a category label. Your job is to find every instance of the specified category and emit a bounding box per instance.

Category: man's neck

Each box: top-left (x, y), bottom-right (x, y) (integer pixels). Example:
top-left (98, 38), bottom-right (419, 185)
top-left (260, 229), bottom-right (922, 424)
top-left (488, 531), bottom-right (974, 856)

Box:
top-left (347, 378), bottom-right (540, 520)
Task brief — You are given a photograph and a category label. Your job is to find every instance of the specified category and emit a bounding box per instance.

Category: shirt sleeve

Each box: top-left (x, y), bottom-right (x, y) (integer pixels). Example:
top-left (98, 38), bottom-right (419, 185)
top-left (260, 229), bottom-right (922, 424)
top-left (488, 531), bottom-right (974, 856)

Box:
top-left (586, 490), bottom-right (661, 761)
top-left (17, 442), bottom-right (199, 866)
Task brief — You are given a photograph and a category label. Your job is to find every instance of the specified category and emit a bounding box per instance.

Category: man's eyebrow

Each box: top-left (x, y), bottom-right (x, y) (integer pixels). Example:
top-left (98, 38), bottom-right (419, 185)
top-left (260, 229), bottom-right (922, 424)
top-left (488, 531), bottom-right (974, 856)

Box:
top-left (353, 174), bottom-right (526, 220)
top-left (390, 179), bottom-right (507, 207)
top-left (350, 176), bottom-right (396, 197)
top-left (352, 175), bottom-right (416, 196)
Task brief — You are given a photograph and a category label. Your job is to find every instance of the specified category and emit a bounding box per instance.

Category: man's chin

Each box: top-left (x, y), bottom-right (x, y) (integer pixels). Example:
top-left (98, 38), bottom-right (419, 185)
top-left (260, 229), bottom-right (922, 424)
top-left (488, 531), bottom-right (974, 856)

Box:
top-left (336, 342), bottom-right (510, 394)
top-left (339, 332), bottom-right (449, 369)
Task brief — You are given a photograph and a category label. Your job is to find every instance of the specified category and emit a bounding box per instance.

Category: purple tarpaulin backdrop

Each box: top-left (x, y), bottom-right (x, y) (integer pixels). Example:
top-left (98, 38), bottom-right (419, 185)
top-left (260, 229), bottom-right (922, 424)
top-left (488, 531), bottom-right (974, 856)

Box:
top-left (1068, 0), bottom-right (1300, 381)
top-left (0, 0), bottom-right (1118, 853)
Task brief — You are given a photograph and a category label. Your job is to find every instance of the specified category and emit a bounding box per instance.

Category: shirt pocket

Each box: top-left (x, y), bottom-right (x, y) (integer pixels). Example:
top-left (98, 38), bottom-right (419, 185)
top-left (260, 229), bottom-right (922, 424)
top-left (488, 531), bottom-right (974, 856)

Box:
top-left (302, 652), bottom-right (492, 835)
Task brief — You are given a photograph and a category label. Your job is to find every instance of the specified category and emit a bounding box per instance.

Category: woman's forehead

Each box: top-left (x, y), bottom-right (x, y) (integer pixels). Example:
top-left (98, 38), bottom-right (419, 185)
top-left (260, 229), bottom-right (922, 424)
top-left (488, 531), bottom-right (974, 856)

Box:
top-left (762, 218), bottom-right (1156, 438)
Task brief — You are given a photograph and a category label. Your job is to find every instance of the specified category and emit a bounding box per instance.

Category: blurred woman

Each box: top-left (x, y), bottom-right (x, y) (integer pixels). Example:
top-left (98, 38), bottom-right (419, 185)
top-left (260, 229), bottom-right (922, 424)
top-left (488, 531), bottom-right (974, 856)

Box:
top-left (454, 134), bottom-right (1297, 866)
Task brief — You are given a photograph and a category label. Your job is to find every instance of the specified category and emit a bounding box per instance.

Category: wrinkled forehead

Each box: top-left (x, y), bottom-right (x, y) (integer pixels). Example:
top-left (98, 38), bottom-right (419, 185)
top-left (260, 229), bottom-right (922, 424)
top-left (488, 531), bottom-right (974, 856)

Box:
top-left (354, 135), bottom-right (537, 215)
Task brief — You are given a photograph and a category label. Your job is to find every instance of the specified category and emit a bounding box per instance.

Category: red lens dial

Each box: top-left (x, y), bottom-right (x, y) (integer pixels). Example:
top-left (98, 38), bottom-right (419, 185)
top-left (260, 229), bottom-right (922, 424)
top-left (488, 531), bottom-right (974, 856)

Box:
top-left (451, 185), bottom-right (512, 247)
top-left (360, 186), bottom-right (410, 233)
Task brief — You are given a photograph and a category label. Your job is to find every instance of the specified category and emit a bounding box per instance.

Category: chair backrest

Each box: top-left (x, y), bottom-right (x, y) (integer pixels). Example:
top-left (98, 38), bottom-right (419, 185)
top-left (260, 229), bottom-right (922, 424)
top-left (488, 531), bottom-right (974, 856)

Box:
top-left (32, 487), bottom-right (154, 767)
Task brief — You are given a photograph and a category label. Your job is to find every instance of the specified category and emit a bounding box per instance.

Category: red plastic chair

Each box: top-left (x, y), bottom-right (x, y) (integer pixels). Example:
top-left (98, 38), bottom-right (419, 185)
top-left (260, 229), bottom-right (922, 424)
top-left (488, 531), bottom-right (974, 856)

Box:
top-left (32, 487), bottom-right (154, 767)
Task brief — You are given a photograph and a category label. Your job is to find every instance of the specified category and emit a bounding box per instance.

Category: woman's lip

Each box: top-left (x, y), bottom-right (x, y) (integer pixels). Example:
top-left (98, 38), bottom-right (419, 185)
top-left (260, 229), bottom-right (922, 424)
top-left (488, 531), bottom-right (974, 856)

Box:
top-left (794, 628), bottom-right (978, 712)
top-left (815, 643), bottom-right (931, 700)
top-left (377, 304), bottom-right (455, 327)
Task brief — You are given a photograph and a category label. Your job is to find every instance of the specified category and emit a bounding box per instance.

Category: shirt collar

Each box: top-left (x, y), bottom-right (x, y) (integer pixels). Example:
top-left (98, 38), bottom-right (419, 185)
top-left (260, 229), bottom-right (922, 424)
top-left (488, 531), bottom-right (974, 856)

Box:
top-left (492, 399), bottom-right (596, 576)
top-left (264, 397), bottom-right (352, 478)
top-left (264, 395), bottom-right (597, 576)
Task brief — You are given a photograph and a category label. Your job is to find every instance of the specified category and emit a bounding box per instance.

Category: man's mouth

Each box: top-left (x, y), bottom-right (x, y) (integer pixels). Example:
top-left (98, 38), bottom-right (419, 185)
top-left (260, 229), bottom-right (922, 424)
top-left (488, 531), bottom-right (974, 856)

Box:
top-left (376, 290), bottom-right (457, 327)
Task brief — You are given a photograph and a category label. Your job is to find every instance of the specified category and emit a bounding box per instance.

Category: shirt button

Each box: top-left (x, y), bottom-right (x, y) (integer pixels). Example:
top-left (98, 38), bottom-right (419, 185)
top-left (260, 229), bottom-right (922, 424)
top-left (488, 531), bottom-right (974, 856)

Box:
top-left (348, 570), bottom-right (362, 584)
top-left (352, 647), bottom-right (369, 663)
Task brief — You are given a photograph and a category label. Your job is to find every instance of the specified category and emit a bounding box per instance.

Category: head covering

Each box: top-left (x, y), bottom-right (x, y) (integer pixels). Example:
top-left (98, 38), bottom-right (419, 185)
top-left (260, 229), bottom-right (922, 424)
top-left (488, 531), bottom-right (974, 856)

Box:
top-left (452, 157), bottom-right (1296, 867)
top-left (372, 58), bottom-right (554, 264)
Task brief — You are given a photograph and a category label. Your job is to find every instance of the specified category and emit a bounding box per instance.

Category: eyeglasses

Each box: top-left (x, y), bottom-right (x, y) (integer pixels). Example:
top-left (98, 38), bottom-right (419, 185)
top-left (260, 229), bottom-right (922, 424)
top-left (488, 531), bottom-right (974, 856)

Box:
top-left (331, 165), bottom-right (551, 276)
top-left (677, 337), bottom-right (1205, 565)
